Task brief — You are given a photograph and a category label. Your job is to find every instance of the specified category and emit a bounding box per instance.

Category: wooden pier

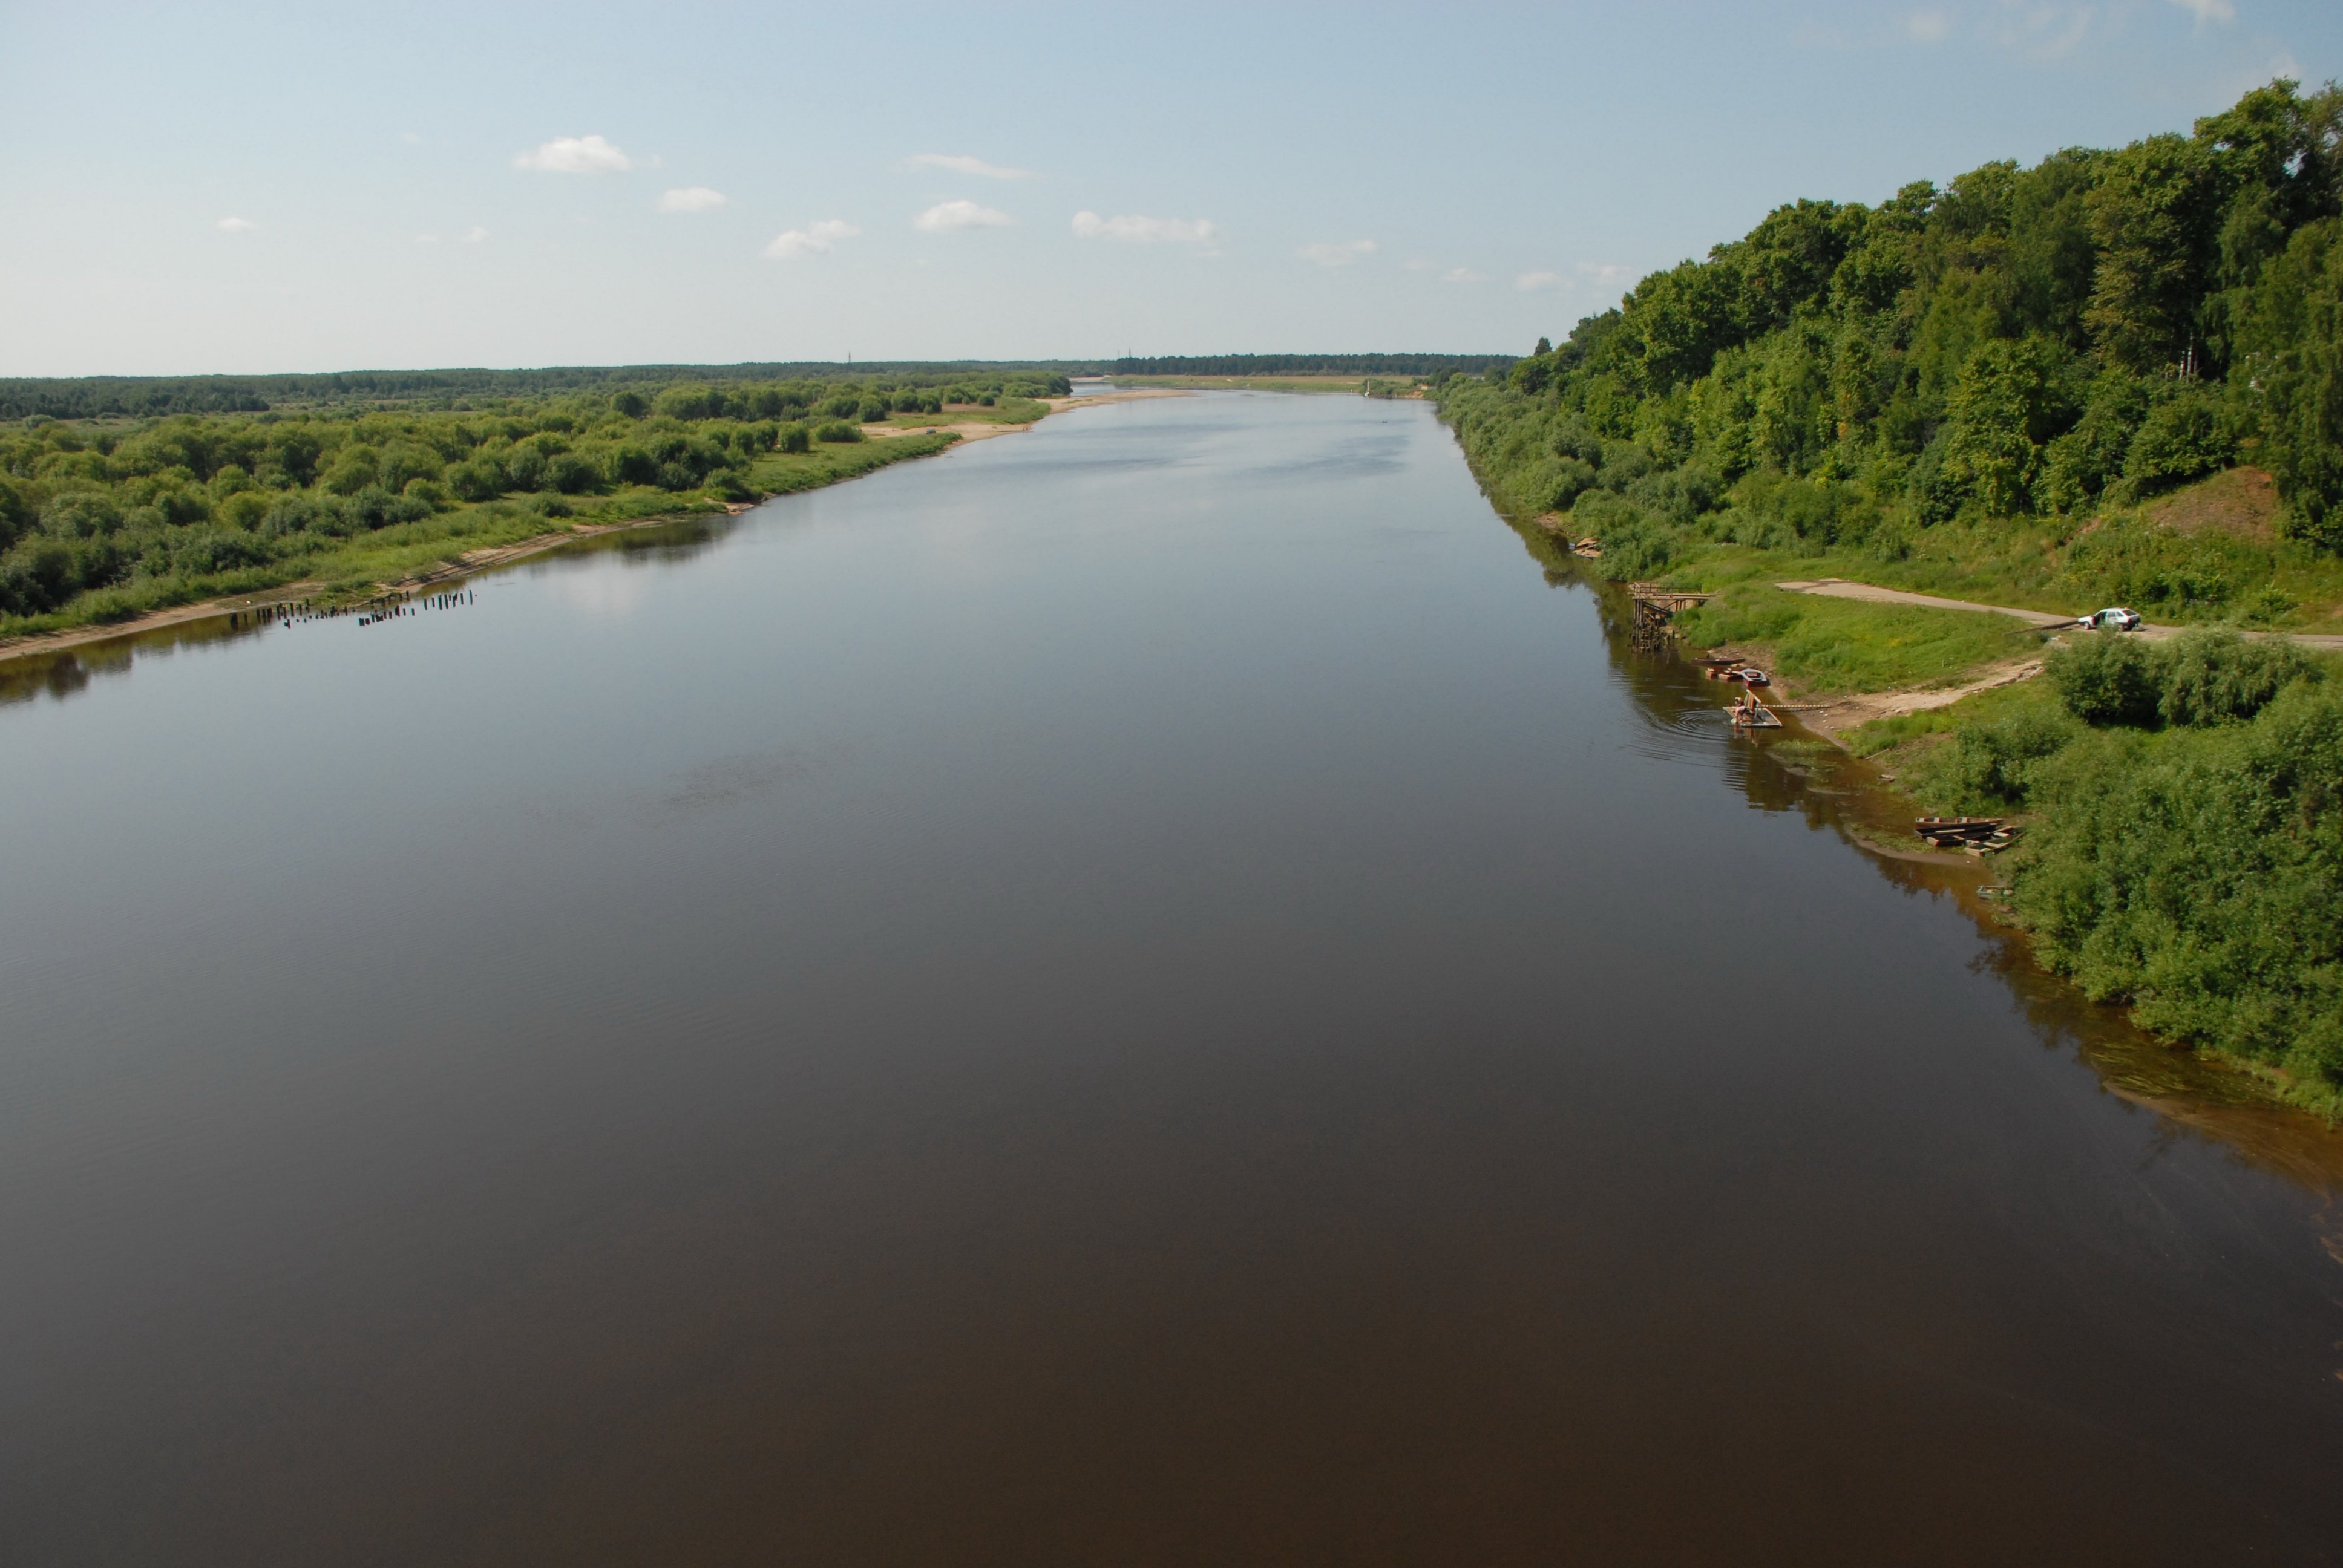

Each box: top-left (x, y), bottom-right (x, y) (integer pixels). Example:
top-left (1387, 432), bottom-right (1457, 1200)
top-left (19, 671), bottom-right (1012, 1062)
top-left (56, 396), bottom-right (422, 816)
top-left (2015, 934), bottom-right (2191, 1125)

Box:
top-left (1626, 582), bottom-right (1714, 652)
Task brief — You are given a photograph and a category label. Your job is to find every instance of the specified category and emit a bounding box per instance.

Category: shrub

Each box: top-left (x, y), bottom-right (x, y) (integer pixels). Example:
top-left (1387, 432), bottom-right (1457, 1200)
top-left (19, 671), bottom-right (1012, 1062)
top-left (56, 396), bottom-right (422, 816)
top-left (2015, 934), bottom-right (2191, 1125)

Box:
top-left (815, 420), bottom-right (863, 444)
top-left (2014, 687), bottom-right (2343, 1099)
top-left (2050, 630), bottom-right (2160, 726)
top-left (609, 446), bottom-right (658, 487)
top-left (1573, 491), bottom-right (1674, 579)
top-left (447, 460), bottom-right (503, 503)
top-left (341, 485), bottom-right (431, 532)
top-left (258, 495), bottom-right (336, 538)
top-left (654, 385), bottom-right (723, 421)
top-left (168, 528), bottom-right (274, 575)
top-left (320, 448), bottom-right (379, 497)
top-left (42, 491), bottom-right (122, 538)
top-left (501, 446), bottom-right (548, 493)
top-left (2120, 388), bottom-right (2232, 495)
top-left (1942, 707), bottom-right (2079, 806)
top-left (778, 422), bottom-right (811, 454)
top-left (217, 491), bottom-right (271, 531)
top-left (545, 453), bottom-right (600, 495)
top-left (2158, 630), bottom-right (2319, 727)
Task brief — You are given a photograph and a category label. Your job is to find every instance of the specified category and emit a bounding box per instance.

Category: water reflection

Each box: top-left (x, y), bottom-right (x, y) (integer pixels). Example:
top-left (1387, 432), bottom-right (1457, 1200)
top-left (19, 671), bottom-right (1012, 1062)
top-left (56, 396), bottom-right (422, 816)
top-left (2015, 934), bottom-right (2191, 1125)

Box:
top-left (0, 512), bottom-right (736, 710)
top-left (4, 396), bottom-right (2338, 1564)
top-left (1505, 517), bottom-right (2343, 1197)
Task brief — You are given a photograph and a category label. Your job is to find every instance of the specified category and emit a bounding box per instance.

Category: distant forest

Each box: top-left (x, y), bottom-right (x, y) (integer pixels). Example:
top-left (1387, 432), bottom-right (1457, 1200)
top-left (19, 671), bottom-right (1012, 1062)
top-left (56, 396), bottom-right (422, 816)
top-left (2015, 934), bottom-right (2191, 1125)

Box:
top-left (0, 355), bottom-right (1511, 422)
top-left (0, 364), bottom-right (1092, 422)
top-left (1108, 354), bottom-right (1509, 377)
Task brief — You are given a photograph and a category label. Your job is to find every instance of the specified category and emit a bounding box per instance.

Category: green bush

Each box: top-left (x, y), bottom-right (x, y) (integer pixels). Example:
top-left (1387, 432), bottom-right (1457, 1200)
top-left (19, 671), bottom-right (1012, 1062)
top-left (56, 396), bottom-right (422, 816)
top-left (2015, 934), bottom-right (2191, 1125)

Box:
top-left (2050, 630), bottom-right (2160, 726)
top-left (2014, 686), bottom-right (2343, 1102)
top-left (2120, 388), bottom-right (2233, 495)
top-left (2157, 630), bottom-right (2319, 726)
top-left (778, 422), bottom-right (811, 454)
top-left (814, 420), bottom-right (862, 444)
top-left (1944, 706), bottom-right (2079, 806)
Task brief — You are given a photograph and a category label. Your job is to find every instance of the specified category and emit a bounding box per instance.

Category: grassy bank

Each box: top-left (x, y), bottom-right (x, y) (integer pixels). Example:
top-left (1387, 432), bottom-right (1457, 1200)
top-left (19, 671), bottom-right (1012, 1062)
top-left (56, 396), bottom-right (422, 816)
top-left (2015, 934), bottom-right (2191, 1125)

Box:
top-left (0, 367), bottom-right (1048, 645)
top-left (1433, 79), bottom-right (2343, 1111)
top-left (1843, 634), bottom-right (2343, 1116)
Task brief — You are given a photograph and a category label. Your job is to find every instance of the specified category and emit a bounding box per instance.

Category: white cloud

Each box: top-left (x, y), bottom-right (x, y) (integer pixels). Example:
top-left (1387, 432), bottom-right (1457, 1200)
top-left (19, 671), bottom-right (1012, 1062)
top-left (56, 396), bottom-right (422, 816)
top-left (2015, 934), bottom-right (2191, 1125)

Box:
top-left (1441, 267), bottom-right (1486, 284)
top-left (1299, 239), bottom-right (1377, 267)
top-left (1071, 211), bottom-right (1217, 244)
top-left (1578, 261), bottom-right (1633, 289)
top-left (464, 226), bottom-right (488, 243)
top-left (762, 218), bottom-right (859, 260)
top-left (2167, 0), bottom-right (2233, 21)
top-left (1993, 4), bottom-right (2096, 61)
top-left (909, 153), bottom-right (1036, 180)
top-left (216, 216), bottom-right (256, 232)
top-left (1516, 270), bottom-right (1567, 292)
top-left (416, 233), bottom-right (439, 244)
top-left (401, 131), bottom-right (422, 145)
top-left (1907, 9), bottom-right (1951, 41)
top-left (1403, 257), bottom-right (1438, 272)
top-left (658, 186), bottom-right (728, 214)
top-left (915, 199), bottom-right (1014, 232)
top-left (514, 134), bottom-right (641, 174)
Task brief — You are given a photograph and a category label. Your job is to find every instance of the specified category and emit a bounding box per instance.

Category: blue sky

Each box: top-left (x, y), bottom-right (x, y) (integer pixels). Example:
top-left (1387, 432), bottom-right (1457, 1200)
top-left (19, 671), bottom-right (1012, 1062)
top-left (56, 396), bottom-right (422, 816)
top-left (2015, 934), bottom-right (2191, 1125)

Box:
top-left (3, 1), bottom-right (2338, 376)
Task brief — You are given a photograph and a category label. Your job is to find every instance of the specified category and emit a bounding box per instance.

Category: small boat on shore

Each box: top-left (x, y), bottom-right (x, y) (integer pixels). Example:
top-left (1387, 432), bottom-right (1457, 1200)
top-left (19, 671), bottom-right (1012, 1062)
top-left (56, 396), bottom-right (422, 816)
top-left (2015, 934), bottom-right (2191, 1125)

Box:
top-left (1728, 694), bottom-right (1783, 729)
top-left (1915, 816), bottom-right (2019, 851)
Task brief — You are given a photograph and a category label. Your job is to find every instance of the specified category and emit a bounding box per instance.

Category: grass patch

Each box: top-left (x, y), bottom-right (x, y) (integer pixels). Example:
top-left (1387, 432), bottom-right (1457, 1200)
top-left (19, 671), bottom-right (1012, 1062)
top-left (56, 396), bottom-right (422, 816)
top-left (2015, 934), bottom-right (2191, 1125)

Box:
top-left (1673, 580), bottom-right (2040, 696)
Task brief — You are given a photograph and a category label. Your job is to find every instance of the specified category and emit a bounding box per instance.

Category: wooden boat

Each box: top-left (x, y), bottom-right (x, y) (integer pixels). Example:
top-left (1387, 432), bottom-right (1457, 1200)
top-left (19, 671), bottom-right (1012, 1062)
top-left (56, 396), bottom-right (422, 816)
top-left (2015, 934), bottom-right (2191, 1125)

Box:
top-left (1728, 697), bottom-right (1783, 729)
top-left (1915, 816), bottom-right (2018, 849)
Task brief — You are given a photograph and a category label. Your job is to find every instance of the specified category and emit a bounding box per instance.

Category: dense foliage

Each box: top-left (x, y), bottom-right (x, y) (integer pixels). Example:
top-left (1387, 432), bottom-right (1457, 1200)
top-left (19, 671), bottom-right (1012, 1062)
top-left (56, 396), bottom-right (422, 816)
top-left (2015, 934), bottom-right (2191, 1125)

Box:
top-left (1856, 626), bottom-right (2342, 1108)
top-left (0, 369), bottom-right (1057, 630)
top-left (1440, 81), bottom-right (2343, 566)
top-left (1431, 80), bottom-right (2343, 1109)
top-left (0, 364), bottom-right (1075, 421)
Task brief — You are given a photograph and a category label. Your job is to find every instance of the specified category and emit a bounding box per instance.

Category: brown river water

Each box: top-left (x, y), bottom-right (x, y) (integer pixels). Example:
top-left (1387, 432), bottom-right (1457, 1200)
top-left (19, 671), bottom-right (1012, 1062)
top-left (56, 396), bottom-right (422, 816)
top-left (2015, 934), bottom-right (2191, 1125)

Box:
top-left (2, 392), bottom-right (2339, 1564)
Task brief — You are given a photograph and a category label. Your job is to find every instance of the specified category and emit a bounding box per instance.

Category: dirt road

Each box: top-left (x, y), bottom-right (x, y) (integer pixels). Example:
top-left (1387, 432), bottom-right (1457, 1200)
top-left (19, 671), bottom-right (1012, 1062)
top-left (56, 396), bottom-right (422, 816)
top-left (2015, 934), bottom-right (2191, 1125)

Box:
top-left (1775, 577), bottom-right (2343, 650)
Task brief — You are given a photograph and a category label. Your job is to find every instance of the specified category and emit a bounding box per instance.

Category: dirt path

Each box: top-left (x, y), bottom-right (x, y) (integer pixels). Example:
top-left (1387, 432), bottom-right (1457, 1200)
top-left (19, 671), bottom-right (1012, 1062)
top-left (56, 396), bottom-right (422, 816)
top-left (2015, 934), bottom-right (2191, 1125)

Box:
top-left (1775, 577), bottom-right (2343, 650)
top-left (1790, 655), bottom-right (2048, 740)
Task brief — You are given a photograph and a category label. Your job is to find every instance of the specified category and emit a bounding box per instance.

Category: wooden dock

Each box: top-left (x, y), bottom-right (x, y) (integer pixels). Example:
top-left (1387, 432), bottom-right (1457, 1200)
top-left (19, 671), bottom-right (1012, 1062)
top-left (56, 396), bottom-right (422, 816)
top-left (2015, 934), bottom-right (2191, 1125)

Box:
top-left (1626, 583), bottom-right (1715, 652)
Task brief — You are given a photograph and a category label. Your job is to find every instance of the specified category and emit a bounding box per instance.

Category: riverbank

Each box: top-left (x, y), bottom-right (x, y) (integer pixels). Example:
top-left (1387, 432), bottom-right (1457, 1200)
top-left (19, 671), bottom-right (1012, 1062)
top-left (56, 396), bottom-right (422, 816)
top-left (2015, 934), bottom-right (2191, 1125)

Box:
top-left (0, 367), bottom-right (1078, 653)
top-left (0, 385), bottom-right (1182, 672)
top-left (0, 435), bottom-right (951, 669)
top-left (1505, 500), bottom-right (2343, 1123)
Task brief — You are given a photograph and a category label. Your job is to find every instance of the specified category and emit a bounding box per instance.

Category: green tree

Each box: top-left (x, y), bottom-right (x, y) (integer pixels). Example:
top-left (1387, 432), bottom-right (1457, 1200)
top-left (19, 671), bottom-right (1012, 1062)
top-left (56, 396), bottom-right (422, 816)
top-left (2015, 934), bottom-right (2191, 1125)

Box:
top-left (2085, 134), bottom-right (2223, 373)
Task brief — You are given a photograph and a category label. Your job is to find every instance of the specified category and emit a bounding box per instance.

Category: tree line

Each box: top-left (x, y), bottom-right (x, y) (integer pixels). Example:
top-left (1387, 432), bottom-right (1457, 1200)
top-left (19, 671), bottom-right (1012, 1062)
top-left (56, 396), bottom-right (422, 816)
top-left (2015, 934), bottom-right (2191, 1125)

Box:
top-left (0, 371), bottom-right (1060, 624)
top-left (0, 364), bottom-right (1079, 422)
top-left (1110, 354), bottom-right (1507, 377)
top-left (1430, 79), bottom-right (2343, 1109)
top-left (1449, 79), bottom-right (2343, 560)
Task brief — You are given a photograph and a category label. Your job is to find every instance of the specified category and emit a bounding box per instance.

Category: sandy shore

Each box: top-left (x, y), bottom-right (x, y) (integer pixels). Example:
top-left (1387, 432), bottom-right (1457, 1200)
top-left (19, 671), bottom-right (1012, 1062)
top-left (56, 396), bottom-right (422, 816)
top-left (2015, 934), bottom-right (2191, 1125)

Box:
top-left (1778, 575), bottom-right (2343, 650)
top-left (860, 387), bottom-right (1189, 445)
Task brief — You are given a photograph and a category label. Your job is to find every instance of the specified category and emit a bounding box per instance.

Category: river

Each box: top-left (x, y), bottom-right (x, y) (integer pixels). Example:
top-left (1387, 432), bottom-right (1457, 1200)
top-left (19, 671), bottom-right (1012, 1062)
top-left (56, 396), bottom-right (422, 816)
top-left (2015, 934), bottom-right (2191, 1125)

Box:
top-left (2, 391), bottom-right (2338, 1565)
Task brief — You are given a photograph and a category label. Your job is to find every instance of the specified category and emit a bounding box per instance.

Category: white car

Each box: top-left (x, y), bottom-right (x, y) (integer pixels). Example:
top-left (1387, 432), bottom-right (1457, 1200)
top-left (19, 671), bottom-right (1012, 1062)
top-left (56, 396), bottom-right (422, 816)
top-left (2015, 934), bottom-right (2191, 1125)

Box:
top-left (2079, 607), bottom-right (2141, 632)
